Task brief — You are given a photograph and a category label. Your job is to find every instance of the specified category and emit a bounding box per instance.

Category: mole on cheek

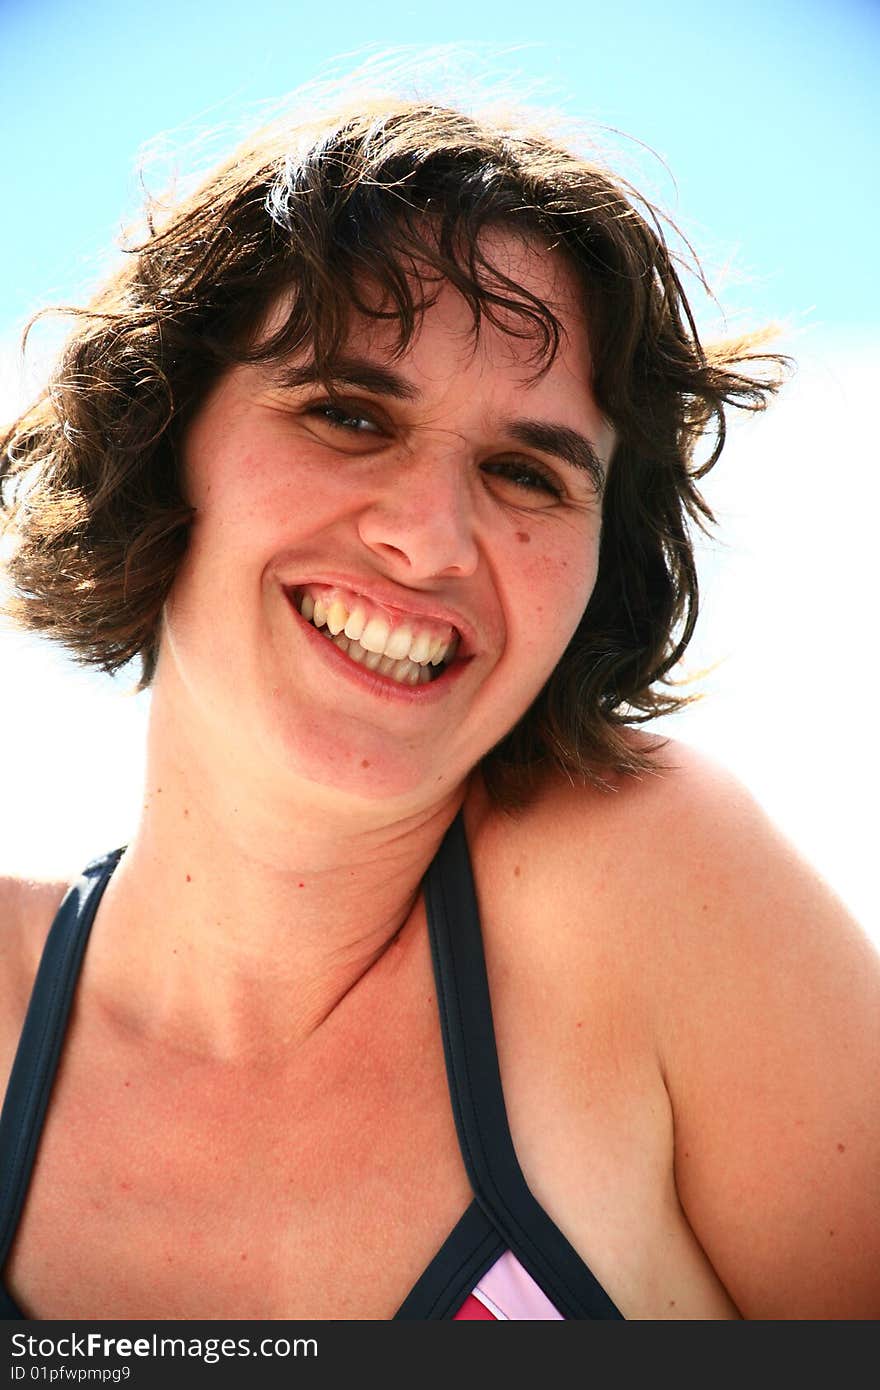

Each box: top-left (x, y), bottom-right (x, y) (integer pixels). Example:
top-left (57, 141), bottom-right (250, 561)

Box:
top-left (515, 531), bottom-right (531, 544)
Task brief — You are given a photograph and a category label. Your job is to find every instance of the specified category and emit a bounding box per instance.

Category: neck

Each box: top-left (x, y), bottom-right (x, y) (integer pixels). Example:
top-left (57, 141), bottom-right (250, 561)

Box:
top-left (88, 694), bottom-right (473, 1063)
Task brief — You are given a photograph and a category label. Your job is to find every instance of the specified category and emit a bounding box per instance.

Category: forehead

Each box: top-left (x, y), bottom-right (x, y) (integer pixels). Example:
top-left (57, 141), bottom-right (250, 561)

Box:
top-left (263, 225), bottom-right (595, 389)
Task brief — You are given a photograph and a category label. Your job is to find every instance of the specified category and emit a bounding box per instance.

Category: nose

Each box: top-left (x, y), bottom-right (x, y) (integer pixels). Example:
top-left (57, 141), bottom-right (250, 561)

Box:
top-left (357, 440), bottom-right (480, 580)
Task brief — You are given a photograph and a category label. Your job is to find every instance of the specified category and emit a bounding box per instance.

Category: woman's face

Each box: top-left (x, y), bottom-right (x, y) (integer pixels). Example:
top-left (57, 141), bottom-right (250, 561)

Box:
top-left (160, 232), bottom-right (615, 808)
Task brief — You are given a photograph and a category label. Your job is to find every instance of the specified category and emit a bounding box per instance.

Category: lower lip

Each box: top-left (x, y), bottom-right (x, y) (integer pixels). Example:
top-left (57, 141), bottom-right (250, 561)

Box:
top-left (286, 594), bottom-right (470, 705)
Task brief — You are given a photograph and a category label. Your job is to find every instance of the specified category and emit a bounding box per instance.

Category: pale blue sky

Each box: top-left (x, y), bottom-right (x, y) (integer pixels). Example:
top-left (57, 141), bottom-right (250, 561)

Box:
top-left (1, 0), bottom-right (878, 338)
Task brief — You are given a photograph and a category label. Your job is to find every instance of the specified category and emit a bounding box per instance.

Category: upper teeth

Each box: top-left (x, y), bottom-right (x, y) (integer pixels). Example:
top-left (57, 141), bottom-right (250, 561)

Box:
top-left (298, 588), bottom-right (459, 668)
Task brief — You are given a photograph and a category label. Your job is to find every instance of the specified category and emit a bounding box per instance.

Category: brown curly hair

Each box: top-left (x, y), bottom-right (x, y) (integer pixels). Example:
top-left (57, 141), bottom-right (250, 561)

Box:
top-left (0, 95), bottom-right (783, 807)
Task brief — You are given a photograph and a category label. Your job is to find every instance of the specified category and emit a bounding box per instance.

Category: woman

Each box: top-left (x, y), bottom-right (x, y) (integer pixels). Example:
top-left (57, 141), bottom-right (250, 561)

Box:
top-left (1, 96), bottom-right (878, 1321)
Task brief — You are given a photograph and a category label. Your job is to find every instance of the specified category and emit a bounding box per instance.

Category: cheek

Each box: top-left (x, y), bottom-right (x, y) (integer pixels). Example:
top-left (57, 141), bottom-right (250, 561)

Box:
top-left (512, 532), bottom-right (598, 641)
top-left (184, 447), bottom-right (319, 576)
top-left (223, 443), bottom-right (357, 541)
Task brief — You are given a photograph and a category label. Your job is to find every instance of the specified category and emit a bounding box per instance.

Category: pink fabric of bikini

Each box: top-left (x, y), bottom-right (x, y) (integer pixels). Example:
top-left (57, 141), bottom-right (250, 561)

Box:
top-left (453, 1252), bottom-right (565, 1320)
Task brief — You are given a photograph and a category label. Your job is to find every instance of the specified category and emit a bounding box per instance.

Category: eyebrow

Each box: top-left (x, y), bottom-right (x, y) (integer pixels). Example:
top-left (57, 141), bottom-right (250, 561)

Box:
top-left (273, 355), bottom-right (419, 402)
top-left (273, 353), bottom-right (606, 494)
top-left (502, 420), bottom-right (605, 497)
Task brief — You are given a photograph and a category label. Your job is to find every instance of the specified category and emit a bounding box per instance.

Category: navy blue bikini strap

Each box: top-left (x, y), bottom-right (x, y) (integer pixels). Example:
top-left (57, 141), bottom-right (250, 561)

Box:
top-left (423, 809), bottom-right (622, 1319)
top-left (0, 850), bottom-right (123, 1270)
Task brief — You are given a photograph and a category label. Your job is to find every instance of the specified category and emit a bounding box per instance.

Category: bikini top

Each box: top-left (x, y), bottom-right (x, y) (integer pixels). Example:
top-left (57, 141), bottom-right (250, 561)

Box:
top-left (0, 811), bottom-right (622, 1321)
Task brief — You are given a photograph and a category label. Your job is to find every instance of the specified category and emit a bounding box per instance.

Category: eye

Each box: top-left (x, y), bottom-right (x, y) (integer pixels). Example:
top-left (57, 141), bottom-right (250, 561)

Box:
top-left (481, 458), bottom-right (565, 504)
top-left (304, 400), bottom-right (385, 437)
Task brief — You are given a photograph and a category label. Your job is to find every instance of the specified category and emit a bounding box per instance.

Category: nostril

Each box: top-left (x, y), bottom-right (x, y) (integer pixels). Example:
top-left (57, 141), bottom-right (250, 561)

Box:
top-left (375, 542), bottom-right (412, 562)
top-left (357, 499), bottom-right (479, 580)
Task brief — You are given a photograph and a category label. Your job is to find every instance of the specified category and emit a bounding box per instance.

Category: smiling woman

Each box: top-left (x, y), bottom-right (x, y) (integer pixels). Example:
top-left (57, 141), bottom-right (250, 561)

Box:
top-left (161, 237), bottom-right (613, 805)
top-left (0, 90), bottom-right (878, 1323)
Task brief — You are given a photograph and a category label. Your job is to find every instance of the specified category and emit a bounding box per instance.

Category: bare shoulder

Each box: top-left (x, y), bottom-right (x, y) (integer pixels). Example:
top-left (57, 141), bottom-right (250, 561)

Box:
top-left (471, 739), bottom-right (880, 1317)
top-left (0, 873), bottom-right (71, 1094)
top-left (0, 872), bottom-right (71, 982)
top-left (468, 734), bottom-right (879, 1061)
top-left (475, 733), bottom-right (872, 958)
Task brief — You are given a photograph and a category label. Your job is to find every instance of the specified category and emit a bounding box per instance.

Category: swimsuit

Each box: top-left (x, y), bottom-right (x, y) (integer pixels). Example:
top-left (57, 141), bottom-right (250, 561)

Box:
top-left (0, 811), bottom-right (622, 1320)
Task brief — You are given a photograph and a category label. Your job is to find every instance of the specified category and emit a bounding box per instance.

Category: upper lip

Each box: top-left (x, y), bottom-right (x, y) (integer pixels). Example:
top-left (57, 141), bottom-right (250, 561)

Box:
top-left (282, 574), bottom-right (481, 657)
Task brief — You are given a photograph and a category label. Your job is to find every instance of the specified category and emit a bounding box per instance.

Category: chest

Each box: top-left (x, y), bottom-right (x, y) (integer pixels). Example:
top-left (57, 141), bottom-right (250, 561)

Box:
top-left (2, 831), bottom-right (734, 1320)
top-left (5, 936), bottom-right (478, 1319)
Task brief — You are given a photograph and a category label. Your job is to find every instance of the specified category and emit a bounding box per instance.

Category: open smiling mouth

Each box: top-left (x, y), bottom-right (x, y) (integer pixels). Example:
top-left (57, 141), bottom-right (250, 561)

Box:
top-left (289, 585), bottom-right (461, 687)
